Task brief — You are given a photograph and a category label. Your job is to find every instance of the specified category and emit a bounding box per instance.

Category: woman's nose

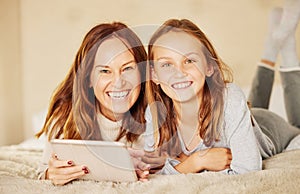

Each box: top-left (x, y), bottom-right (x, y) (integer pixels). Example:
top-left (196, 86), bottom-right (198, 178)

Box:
top-left (112, 73), bottom-right (126, 88)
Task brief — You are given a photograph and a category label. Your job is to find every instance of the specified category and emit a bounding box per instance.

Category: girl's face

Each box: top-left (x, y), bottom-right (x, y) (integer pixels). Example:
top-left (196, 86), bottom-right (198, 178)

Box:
top-left (90, 37), bottom-right (141, 120)
top-left (151, 31), bottom-right (214, 103)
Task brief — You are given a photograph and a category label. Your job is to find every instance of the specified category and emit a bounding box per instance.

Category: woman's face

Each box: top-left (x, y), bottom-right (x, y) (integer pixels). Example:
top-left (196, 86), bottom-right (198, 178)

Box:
top-left (90, 37), bottom-right (141, 121)
top-left (151, 31), bottom-right (213, 103)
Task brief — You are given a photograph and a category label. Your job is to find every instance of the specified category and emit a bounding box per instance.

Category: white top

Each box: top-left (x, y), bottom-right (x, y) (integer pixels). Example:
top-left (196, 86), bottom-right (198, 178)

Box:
top-left (146, 83), bottom-right (275, 175)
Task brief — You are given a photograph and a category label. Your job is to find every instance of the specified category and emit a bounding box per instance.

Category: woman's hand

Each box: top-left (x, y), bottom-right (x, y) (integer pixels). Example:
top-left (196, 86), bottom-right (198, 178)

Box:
top-left (142, 150), bottom-right (169, 173)
top-left (175, 148), bottom-right (232, 173)
top-left (46, 153), bottom-right (89, 186)
top-left (127, 148), bottom-right (150, 182)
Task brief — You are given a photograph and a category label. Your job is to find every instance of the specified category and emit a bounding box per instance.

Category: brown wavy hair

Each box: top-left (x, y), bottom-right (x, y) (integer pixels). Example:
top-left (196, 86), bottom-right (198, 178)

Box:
top-left (147, 19), bottom-right (233, 150)
top-left (36, 22), bottom-right (147, 142)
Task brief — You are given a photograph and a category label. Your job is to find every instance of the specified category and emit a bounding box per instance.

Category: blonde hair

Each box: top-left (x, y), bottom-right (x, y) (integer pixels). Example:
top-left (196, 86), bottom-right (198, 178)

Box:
top-left (147, 19), bottom-right (233, 152)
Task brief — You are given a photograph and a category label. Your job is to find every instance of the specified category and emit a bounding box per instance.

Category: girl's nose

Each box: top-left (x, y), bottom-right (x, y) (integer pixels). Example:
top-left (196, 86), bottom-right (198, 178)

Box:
top-left (174, 63), bottom-right (188, 78)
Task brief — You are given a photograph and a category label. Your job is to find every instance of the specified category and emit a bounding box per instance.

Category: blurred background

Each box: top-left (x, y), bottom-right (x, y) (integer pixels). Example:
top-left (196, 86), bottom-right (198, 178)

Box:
top-left (1, 0), bottom-right (299, 146)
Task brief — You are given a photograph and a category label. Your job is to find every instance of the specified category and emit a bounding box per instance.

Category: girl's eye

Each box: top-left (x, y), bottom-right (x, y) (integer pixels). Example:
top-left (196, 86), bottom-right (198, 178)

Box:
top-left (185, 59), bottom-right (196, 64)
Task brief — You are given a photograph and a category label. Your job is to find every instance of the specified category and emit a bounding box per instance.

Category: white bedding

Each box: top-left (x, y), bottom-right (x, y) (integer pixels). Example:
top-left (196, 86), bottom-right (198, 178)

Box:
top-left (5, 85), bottom-right (297, 193)
top-left (0, 145), bottom-right (300, 194)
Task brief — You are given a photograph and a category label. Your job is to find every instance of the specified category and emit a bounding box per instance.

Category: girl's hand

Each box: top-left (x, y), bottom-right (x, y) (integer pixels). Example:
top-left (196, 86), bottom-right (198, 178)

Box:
top-left (46, 153), bottom-right (89, 186)
top-left (142, 150), bottom-right (169, 173)
top-left (176, 152), bottom-right (188, 162)
top-left (175, 148), bottom-right (232, 173)
top-left (127, 148), bottom-right (150, 181)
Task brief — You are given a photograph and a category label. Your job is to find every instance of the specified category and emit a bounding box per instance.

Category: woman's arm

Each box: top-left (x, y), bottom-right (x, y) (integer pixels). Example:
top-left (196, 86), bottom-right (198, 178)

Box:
top-left (127, 148), bottom-right (150, 181)
top-left (38, 141), bottom-right (89, 185)
top-left (46, 153), bottom-right (89, 186)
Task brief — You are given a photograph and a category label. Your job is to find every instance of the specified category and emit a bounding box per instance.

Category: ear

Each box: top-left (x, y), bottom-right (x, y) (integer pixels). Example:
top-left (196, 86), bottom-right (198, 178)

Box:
top-left (206, 65), bottom-right (214, 77)
top-left (151, 67), bottom-right (160, 85)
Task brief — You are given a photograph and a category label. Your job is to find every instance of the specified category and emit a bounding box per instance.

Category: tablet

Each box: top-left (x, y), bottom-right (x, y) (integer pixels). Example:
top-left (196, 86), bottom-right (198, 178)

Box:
top-left (50, 139), bottom-right (137, 182)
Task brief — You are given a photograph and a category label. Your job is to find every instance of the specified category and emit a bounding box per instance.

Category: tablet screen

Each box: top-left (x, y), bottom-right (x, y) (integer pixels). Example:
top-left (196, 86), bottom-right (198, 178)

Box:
top-left (50, 139), bottom-right (137, 182)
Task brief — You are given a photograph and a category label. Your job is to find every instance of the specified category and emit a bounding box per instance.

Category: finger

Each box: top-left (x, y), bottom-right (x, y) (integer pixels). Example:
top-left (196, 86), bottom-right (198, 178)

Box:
top-left (51, 169), bottom-right (87, 186)
top-left (51, 153), bottom-right (58, 160)
top-left (127, 148), bottom-right (145, 158)
top-left (141, 156), bottom-right (161, 169)
top-left (149, 166), bottom-right (163, 174)
top-left (133, 156), bottom-right (150, 171)
top-left (136, 169), bottom-right (149, 179)
top-left (137, 160), bottom-right (150, 171)
top-left (48, 165), bottom-right (88, 181)
top-left (144, 150), bottom-right (160, 158)
top-left (142, 156), bottom-right (165, 166)
top-left (49, 157), bottom-right (74, 168)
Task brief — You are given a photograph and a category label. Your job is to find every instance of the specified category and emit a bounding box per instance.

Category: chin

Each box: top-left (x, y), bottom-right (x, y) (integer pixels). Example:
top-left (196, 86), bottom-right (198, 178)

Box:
top-left (172, 94), bottom-right (197, 103)
top-left (109, 105), bottom-right (131, 115)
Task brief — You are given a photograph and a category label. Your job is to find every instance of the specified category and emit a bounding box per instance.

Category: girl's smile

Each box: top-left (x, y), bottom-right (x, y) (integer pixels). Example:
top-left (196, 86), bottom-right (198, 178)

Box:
top-left (171, 81), bottom-right (193, 90)
top-left (151, 31), bottom-right (214, 103)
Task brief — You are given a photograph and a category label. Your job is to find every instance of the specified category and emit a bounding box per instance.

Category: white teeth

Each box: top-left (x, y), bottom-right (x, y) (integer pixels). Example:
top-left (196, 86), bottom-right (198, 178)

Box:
top-left (108, 91), bottom-right (129, 99)
top-left (172, 82), bottom-right (192, 89)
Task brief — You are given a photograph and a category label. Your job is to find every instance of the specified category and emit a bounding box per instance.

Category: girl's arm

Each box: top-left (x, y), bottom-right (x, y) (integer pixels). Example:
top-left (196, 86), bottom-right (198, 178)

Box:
top-left (143, 148), bottom-right (231, 175)
top-left (222, 84), bottom-right (262, 174)
top-left (174, 148), bottom-right (232, 173)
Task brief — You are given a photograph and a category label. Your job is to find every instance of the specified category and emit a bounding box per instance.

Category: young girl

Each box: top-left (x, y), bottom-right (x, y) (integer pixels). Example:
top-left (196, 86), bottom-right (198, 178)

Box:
top-left (143, 18), bottom-right (300, 175)
top-left (36, 22), bottom-right (149, 185)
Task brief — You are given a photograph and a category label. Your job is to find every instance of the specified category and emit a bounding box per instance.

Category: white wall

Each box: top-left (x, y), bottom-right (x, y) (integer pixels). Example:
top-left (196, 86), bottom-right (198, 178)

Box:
top-left (0, 0), bottom-right (23, 145)
top-left (1, 0), bottom-right (299, 145)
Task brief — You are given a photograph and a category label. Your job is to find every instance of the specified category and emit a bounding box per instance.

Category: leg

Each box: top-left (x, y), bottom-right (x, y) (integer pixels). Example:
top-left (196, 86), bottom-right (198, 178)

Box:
top-left (261, 7), bottom-right (283, 65)
top-left (280, 70), bottom-right (300, 128)
top-left (272, 0), bottom-right (300, 44)
top-left (251, 108), bottom-right (300, 154)
top-left (248, 8), bottom-right (281, 108)
top-left (248, 66), bottom-right (274, 109)
top-left (278, 5), bottom-right (300, 127)
top-left (278, 3), bottom-right (300, 70)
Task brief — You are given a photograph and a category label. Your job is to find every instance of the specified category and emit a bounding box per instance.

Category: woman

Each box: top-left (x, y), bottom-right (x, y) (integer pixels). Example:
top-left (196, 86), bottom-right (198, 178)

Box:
top-left (143, 18), bottom-right (300, 175)
top-left (36, 22), bottom-right (149, 185)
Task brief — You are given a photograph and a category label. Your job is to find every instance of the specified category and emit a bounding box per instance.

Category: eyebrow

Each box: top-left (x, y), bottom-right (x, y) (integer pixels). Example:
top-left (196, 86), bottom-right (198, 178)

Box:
top-left (95, 60), bottom-right (136, 68)
top-left (156, 52), bottom-right (201, 61)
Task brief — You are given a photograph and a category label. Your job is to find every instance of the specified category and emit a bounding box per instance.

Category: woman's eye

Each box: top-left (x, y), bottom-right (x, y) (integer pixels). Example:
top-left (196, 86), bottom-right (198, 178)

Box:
top-left (99, 69), bottom-right (110, 74)
top-left (123, 66), bottom-right (134, 72)
top-left (161, 62), bottom-right (172, 68)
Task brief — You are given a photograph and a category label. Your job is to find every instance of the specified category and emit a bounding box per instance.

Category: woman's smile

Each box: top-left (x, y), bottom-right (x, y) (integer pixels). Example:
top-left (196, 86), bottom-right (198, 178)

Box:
top-left (107, 89), bottom-right (130, 100)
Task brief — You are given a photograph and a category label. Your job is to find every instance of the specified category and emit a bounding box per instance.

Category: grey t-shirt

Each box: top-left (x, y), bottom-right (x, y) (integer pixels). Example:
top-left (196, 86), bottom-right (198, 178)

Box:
top-left (146, 83), bottom-right (275, 175)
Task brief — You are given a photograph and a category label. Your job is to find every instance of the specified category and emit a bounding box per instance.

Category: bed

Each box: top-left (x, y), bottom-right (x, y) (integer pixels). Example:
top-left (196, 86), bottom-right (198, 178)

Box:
top-left (0, 143), bottom-right (300, 194)
top-left (1, 85), bottom-right (299, 193)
